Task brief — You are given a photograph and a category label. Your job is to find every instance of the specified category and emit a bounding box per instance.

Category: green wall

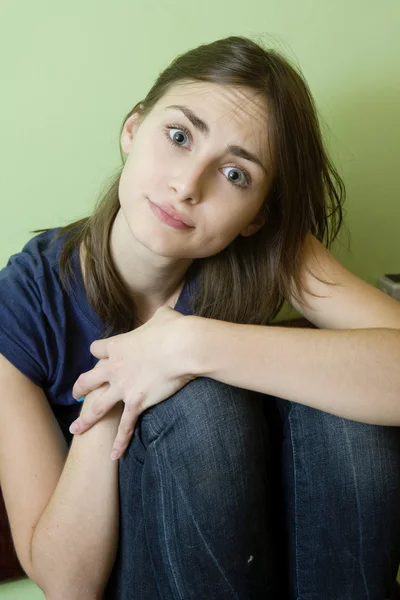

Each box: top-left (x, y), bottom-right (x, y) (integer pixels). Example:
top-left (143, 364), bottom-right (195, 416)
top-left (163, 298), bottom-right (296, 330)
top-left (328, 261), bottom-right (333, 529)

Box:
top-left (1, 1), bottom-right (399, 319)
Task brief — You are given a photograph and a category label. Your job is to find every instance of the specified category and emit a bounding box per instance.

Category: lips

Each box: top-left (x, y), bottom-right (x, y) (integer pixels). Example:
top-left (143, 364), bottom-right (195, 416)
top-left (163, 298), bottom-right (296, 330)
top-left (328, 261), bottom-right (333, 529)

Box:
top-left (148, 199), bottom-right (194, 227)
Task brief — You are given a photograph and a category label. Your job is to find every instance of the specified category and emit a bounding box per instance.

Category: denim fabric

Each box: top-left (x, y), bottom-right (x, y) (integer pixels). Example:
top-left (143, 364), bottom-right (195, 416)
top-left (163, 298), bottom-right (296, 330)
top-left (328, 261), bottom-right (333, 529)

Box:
top-left (105, 378), bottom-right (400, 600)
top-left (269, 399), bottom-right (400, 600)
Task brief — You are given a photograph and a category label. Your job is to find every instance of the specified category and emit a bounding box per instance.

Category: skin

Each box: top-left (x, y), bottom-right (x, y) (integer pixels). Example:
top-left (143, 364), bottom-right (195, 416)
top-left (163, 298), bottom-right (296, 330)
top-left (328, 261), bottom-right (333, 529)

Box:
top-left (110, 79), bottom-right (273, 322)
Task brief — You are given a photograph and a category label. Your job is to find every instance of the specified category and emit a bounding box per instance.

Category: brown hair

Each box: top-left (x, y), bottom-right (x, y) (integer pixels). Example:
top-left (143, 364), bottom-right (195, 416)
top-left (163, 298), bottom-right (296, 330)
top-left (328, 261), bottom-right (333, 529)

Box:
top-left (47, 35), bottom-right (346, 335)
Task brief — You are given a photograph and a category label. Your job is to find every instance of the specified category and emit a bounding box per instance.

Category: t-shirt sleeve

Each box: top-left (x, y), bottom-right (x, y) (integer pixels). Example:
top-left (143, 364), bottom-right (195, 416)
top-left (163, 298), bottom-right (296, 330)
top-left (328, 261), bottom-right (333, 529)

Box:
top-left (0, 253), bottom-right (53, 387)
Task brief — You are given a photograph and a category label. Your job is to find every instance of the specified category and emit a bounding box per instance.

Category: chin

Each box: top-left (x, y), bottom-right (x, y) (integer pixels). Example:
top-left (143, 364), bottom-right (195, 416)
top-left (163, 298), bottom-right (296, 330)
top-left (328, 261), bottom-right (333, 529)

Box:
top-left (135, 228), bottom-right (189, 258)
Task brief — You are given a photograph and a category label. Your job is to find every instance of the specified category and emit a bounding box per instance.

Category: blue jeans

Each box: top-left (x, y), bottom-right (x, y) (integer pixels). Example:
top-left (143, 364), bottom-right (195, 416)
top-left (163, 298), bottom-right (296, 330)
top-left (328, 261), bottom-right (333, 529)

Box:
top-left (104, 377), bottom-right (400, 599)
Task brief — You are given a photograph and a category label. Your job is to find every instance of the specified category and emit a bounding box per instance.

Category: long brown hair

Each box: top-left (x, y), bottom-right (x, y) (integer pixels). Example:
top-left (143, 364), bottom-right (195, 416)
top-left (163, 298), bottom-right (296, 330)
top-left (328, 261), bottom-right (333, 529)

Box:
top-left (46, 35), bottom-right (346, 335)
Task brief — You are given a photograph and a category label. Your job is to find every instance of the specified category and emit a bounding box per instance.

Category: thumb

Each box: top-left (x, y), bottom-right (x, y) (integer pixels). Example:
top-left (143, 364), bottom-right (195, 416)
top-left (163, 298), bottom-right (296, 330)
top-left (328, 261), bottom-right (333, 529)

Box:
top-left (90, 338), bottom-right (110, 359)
top-left (90, 332), bottom-right (126, 358)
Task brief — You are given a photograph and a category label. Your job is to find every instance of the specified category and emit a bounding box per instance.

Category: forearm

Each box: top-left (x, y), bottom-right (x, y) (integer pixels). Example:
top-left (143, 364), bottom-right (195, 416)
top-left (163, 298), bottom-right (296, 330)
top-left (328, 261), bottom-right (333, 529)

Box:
top-left (185, 317), bottom-right (400, 425)
top-left (31, 403), bottom-right (122, 599)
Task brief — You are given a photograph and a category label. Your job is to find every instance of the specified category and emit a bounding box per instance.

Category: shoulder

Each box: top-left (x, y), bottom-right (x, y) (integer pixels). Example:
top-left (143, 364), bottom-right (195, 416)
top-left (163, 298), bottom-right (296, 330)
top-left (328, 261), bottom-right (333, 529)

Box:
top-left (0, 229), bottom-right (104, 405)
top-left (0, 230), bottom-right (63, 384)
top-left (286, 233), bottom-right (400, 330)
top-left (0, 229), bottom-right (78, 389)
top-left (0, 229), bottom-right (67, 321)
top-left (3, 228), bottom-right (65, 281)
top-left (0, 228), bottom-right (72, 333)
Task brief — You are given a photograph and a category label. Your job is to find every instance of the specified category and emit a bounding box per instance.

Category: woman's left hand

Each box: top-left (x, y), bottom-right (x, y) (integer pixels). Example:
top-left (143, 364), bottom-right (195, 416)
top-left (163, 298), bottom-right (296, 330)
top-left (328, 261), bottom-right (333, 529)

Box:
top-left (70, 306), bottom-right (197, 460)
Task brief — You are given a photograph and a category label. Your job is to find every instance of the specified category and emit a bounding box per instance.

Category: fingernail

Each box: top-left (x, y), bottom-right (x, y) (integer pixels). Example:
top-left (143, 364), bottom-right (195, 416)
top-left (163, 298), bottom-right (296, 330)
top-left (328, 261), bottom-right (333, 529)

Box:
top-left (69, 422), bottom-right (80, 434)
top-left (110, 451), bottom-right (119, 461)
top-left (76, 396), bottom-right (85, 403)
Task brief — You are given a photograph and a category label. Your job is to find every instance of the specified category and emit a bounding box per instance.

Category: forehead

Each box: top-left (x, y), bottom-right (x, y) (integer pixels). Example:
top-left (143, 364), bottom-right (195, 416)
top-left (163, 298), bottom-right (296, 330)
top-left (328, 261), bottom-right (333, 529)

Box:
top-left (154, 80), bottom-right (271, 162)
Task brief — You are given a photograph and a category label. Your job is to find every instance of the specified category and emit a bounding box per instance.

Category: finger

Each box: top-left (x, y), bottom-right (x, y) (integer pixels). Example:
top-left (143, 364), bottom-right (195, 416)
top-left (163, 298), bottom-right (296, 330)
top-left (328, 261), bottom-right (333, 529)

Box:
top-left (110, 404), bottom-right (138, 460)
top-left (72, 362), bottom-right (109, 399)
top-left (90, 333), bottom-right (124, 359)
top-left (89, 338), bottom-right (110, 359)
top-left (69, 387), bottom-right (120, 434)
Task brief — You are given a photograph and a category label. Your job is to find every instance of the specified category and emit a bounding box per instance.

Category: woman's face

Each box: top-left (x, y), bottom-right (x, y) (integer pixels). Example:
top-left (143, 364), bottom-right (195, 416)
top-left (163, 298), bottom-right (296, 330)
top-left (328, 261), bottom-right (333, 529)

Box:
top-left (118, 80), bottom-right (273, 259)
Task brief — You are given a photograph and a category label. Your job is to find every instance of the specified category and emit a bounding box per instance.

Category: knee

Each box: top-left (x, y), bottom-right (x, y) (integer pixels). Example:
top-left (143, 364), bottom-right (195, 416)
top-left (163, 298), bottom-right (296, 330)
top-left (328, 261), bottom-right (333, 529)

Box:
top-left (131, 379), bottom-right (270, 511)
top-left (139, 377), bottom-right (269, 469)
top-left (337, 420), bottom-right (400, 495)
top-left (291, 405), bottom-right (400, 497)
top-left (146, 377), bottom-right (262, 431)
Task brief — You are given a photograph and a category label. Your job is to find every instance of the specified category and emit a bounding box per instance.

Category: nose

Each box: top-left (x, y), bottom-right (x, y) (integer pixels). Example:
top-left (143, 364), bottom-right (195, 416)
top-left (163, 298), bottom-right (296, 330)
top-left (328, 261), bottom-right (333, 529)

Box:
top-left (168, 162), bottom-right (205, 204)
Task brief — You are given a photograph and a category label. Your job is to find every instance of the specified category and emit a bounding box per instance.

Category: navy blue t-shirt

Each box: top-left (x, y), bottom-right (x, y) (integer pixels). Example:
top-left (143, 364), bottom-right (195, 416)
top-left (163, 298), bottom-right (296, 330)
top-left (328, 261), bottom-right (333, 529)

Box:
top-left (0, 229), bottom-right (193, 433)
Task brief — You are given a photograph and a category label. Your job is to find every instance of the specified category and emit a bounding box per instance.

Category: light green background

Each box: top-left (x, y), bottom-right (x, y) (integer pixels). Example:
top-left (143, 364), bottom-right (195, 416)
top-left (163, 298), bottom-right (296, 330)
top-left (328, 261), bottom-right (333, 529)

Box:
top-left (0, 1), bottom-right (399, 319)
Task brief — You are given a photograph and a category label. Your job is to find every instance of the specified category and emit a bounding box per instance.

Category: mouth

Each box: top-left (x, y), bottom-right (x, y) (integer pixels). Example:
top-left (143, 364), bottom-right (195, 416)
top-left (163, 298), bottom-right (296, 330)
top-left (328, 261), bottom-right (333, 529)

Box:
top-left (147, 198), bottom-right (194, 230)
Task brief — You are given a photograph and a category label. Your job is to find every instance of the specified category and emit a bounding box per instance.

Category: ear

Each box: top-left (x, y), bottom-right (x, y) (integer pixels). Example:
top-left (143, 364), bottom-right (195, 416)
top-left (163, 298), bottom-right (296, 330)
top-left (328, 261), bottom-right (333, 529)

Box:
top-left (239, 210), bottom-right (265, 237)
top-left (120, 112), bottom-right (142, 155)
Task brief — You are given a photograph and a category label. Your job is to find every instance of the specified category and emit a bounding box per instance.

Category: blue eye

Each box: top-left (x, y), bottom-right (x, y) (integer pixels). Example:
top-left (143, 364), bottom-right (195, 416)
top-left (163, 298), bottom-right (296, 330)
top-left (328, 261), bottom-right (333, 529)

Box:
top-left (166, 127), bottom-right (190, 147)
top-left (221, 166), bottom-right (250, 188)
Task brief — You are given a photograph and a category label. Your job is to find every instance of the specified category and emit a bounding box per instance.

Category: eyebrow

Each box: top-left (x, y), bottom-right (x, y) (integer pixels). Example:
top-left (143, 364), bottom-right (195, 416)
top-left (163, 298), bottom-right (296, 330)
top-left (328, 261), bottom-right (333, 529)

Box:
top-left (166, 104), bottom-right (267, 174)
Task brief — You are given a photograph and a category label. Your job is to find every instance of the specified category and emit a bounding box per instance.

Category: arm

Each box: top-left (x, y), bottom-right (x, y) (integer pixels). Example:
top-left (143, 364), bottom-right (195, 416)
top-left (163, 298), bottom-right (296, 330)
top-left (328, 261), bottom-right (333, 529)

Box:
top-left (0, 354), bottom-right (122, 599)
top-left (186, 317), bottom-right (400, 425)
top-left (187, 235), bottom-right (400, 425)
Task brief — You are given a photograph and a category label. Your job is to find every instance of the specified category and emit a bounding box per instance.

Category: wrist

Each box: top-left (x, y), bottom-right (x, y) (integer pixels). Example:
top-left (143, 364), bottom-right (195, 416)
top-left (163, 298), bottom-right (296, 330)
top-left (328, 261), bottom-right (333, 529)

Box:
top-left (79, 394), bottom-right (123, 428)
top-left (71, 401), bottom-right (123, 449)
top-left (176, 315), bottom-right (210, 378)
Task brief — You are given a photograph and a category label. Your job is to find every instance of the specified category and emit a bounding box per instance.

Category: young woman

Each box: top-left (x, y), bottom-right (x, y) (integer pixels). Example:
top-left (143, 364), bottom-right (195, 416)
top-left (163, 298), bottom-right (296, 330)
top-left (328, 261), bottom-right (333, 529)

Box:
top-left (1, 35), bottom-right (399, 600)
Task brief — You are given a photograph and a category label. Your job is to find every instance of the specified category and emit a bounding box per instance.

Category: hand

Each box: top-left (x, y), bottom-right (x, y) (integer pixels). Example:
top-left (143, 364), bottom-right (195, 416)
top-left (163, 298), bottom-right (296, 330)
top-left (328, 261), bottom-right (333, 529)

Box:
top-left (70, 306), bottom-right (196, 460)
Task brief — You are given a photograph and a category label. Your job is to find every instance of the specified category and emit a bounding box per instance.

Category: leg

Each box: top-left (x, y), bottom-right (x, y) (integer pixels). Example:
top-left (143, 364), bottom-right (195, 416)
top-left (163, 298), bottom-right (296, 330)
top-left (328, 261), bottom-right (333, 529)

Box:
top-left (106, 378), bottom-right (278, 600)
top-left (268, 398), bottom-right (400, 600)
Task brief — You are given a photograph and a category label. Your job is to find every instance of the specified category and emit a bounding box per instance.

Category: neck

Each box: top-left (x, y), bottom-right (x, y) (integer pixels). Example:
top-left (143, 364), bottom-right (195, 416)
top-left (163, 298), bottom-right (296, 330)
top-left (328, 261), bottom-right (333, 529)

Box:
top-left (108, 210), bottom-right (192, 321)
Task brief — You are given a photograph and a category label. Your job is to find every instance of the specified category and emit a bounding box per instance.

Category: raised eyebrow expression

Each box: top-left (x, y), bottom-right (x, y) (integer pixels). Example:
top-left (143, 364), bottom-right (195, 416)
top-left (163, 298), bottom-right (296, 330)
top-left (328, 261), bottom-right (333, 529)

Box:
top-left (165, 104), bottom-right (267, 174)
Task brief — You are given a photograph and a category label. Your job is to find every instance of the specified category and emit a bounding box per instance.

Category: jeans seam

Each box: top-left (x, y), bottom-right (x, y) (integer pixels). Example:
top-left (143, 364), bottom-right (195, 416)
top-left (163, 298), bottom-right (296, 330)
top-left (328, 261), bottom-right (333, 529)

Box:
top-left (342, 418), bottom-right (370, 599)
top-left (146, 416), bottom-right (162, 439)
top-left (288, 404), bottom-right (301, 599)
top-left (140, 407), bottom-right (167, 441)
top-left (153, 439), bottom-right (184, 599)
top-left (149, 428), bottom-right (242, 600)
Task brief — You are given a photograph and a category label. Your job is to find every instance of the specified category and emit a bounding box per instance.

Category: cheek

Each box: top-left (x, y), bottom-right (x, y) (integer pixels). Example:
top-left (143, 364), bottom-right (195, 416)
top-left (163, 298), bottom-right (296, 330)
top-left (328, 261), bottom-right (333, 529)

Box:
top-left (118, 163), bottom-right (135, 205)
top-left (211, 201), bottom-right (254, 234)
top-left (118, 148), bottom-right (152, 200)
top-left (128, 137), bottom-right (172, 189)
top-left (194, 212), bottom-right (244, 255)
